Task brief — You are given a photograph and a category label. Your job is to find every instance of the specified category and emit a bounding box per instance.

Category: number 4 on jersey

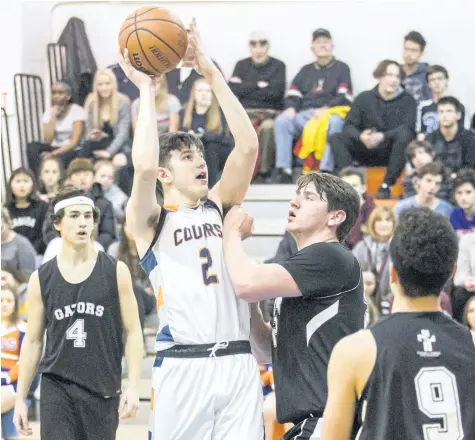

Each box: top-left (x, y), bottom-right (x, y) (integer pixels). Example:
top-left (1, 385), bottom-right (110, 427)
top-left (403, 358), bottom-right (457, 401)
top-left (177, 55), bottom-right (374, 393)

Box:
top-left (66, 319), bottom-right (87, 348)
top-left (200, 247), bottom-right (219, 286)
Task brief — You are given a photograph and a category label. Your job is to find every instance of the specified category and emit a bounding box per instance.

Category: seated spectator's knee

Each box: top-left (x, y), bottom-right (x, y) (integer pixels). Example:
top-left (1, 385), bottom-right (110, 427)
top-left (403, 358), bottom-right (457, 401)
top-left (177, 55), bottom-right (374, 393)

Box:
top-left (274, 113), bottom-right (294, 130)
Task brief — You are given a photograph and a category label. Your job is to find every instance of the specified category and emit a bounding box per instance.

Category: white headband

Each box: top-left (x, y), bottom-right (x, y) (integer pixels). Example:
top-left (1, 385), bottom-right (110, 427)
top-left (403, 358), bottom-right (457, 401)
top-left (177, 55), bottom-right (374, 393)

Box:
top-left (54, 196), bottom-right (95, 214)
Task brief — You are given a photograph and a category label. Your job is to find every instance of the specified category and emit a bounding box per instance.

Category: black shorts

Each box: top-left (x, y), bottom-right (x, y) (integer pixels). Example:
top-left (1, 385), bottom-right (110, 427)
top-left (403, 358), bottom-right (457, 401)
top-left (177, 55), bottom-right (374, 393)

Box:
top-left (282, 416), bottom-right (321, 440)
top-left (40, 374), bottom-right (119, 440)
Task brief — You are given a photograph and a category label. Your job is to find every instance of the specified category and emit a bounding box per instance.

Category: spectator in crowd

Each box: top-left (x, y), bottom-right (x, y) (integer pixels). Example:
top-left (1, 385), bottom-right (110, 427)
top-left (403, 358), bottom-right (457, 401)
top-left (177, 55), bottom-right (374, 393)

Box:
top-left (360, 263), bottom-right (391, 326)
top-left (450, 168), bottom-right (475, 236)
top-left (1, 208), bottom-right (37, 278)
top-left (79, 68), bottom-right (132, 168)
top-left (229, 31), bottom-right (286, 181)
top-left (330, 60), bottom-right (416, 198)
top-left (42, 161), bottom-right (116, 251)
top-left (394, 162), bottom-right (454, 218)
top-left (463, 296), bottom-right (475, 336)
top-left (5, 168), bottom-right (48, 255)
top-left (94, 160), bottom-right (128, 223)
top-left (352, 206), bottom-right (395, 297)
top-left (107, 216), bottom-right (156, 330)
top-left (1, 267), bottom-right (28, 321)
top-left (426, 97), bottom-right (475, 174)
top-left (179, 78), bottom-right (235, 187)
top-left (1, 287), bottom-right (26, 440)
top-left (416, 65), bottom-right (466, 136)
top-left (401, 31), bottom-right (431, 103)
top-left (452, 232), bottom-right (475, 322)
top-left (339, 167), bottom-right (376, 249)
top-left (37, 156), bottom-right (65, 203)
top-left (26, 81), bottom-right (84, 176)
top-left (166, 26), bottom-right (222, 104)
top-left (273, 28), bottom-right (351, 183)
top-left (131, 75), bottom-right (180, 136)
top-left (402, 140), bottom-right (434, 198)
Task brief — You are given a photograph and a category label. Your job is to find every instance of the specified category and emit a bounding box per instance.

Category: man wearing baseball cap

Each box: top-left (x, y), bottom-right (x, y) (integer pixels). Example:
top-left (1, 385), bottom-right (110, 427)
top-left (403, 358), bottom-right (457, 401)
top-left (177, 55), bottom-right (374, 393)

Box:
top-left (273, 29), bottom-right (352, 183)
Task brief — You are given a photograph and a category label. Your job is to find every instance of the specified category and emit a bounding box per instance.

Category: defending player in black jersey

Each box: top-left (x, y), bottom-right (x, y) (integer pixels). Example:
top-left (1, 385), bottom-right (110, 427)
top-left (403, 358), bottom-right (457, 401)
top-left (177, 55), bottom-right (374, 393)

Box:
top-left (323, 207), bottom-right (475, 440)
top-left (223, 172), bottom-right (366, 440)
top-left (13, 188), bottom-right (144, 440)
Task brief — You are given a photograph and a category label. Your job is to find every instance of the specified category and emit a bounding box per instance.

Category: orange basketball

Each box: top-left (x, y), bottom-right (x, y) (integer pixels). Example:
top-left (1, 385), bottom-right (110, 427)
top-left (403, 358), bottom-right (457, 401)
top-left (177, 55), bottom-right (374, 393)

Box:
top-left (119, 7), bottom-right (188, 76)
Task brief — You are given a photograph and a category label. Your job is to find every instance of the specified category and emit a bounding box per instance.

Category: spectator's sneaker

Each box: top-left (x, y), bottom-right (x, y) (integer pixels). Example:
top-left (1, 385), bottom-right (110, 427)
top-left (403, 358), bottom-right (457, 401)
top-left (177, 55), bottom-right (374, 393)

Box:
top-left (376, 183), bottom-right (392, 199)
top-left (271, 169), bottom-right (293, 184)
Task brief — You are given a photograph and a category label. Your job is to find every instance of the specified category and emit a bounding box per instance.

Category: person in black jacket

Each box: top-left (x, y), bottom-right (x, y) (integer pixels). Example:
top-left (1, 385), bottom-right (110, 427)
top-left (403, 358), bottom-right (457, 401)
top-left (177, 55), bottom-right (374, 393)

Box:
top-left (229, 31), bottom-right (286, 180)
top-left (426, 96), bottom-right (475, 175)
top-left (42, 158), bottom-right (116, 251)
top-left (273, 29), bottom-right (352, 183)
top-left (5, 167), bottom-right (48, 254)
top-left (330, 60), bottom-right (417, 199)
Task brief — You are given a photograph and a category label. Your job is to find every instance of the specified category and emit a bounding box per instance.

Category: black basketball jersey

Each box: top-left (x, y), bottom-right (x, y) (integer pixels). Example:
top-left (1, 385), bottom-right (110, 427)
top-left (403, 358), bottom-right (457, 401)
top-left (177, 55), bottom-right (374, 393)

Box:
top-left (38, 251), bottom-right (124, 397)
top-left (357, 312), bottom-right (475, 440)
top-left (272, 242), bottom-right (366, 424)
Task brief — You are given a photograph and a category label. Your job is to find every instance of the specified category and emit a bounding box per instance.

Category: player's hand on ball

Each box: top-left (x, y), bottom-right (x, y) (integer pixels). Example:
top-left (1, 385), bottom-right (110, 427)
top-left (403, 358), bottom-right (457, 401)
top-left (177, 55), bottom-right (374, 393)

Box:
top-left (224, 206), bottom-right (254, 240)
top-left (14, 400), bottom-right (32, 436)
top-left (188, 18), bottom-right (219, 79)
top-left (118, 48), bottom-right (162, 89)
top-left (118, 387), bottom-right (140, 419)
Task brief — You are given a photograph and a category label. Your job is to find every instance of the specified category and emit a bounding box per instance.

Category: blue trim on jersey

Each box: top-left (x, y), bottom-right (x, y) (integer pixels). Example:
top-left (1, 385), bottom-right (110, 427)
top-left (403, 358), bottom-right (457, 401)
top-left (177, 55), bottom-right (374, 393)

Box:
top-left (140, 249), bottom-right (158, 276)
top-left (153, 356), bottom-right (164, 368)
top-left (148, 431), bottom-right (152, 440)
top-left (155, 325), bottom-right (174, 342)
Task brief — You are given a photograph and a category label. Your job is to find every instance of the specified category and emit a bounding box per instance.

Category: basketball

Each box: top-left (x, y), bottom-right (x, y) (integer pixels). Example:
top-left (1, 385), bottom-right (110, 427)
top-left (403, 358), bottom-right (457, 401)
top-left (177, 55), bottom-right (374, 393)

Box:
top-left (119, 7), bottom-right (188, 76)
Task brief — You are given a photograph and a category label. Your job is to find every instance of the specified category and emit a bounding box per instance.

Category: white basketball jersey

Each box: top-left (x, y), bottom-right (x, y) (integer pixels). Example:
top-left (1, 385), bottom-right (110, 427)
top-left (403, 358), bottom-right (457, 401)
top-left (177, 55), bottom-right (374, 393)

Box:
top-left (140, 200), bottom-right (251, 351)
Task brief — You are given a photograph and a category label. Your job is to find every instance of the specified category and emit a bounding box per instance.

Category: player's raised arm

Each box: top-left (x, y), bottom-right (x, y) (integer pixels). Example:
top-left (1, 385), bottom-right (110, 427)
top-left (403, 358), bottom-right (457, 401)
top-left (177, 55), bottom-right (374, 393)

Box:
top-left (119, 49), bottom-right (162, 257)
top-left (188, 19), bottom-right (258, 208)
top-left (14, 272), bottom-right (45, 436)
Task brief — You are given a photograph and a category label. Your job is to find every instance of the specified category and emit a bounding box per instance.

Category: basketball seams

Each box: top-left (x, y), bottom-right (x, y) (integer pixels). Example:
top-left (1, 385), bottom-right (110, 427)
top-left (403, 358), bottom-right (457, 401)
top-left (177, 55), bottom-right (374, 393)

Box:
top-left (131, 9), bottom-right (159, 75)
top-left (119, 18), bottom-right (187, 38)
top-left (136, 28), bottom-right (183, 61)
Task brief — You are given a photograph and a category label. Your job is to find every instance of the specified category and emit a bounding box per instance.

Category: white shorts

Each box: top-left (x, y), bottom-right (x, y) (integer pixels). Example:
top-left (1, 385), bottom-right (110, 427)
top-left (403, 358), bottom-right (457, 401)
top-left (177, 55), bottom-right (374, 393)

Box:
top-left (148, 353), bottom-right (264, 440)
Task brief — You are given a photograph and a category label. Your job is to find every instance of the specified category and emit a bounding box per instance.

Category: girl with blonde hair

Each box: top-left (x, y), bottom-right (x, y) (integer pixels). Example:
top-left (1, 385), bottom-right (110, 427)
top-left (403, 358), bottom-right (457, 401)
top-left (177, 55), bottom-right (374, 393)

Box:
top-left (131, 74), bottom-right (180, 135)
top-left (352, 206), bottom-right (397, 296)
top-left (79, 68), bottom-right (132, 167)
top-left (180, 77), bottom-right (234, 186)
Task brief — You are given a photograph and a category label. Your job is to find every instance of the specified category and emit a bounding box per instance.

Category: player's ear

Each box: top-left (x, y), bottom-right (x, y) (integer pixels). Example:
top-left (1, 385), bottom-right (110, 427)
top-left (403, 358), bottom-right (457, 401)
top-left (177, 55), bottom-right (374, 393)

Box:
top-left (389, 264), bottom-right (399, 285)
top-left (157, 166), bottom-right (172, 185)
top-left (327, 209), bottom-right (346, 227)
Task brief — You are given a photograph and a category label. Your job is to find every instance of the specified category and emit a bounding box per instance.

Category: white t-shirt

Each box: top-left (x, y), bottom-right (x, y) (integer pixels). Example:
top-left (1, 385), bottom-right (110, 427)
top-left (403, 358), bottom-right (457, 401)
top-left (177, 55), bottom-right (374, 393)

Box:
top-left (42, 103), bottom-right (85, 147)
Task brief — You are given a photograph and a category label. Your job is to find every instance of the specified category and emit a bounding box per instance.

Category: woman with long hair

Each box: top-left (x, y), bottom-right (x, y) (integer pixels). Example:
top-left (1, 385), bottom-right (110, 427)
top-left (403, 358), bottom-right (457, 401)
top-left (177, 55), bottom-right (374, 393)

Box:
top-left (180, 77), bottom-right (234, 187)
top-left (79, 68), bottom-right (132, 167)
top-left (131, 74), bottom-right (180, 135)
top-left (26, 81), bottom-right (84, 176)
top-left (5, 168), bottom-right (49, 255)
top-left (1, 287), bottom-right (26, 439)
top-left (352, 206), bottom-right (396, 296)
top-left (37, 156), bottom-right (65, 202)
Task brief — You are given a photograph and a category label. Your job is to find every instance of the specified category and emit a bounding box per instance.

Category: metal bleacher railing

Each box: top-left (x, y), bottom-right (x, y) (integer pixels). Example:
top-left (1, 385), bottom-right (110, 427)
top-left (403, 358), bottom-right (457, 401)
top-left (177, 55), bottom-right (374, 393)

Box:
top-left (1, 106), bottom-right (13, 197)
top-left (14, 74), bottom-right (45, 163)
top-left (47, 43), bottom-right (68, 87)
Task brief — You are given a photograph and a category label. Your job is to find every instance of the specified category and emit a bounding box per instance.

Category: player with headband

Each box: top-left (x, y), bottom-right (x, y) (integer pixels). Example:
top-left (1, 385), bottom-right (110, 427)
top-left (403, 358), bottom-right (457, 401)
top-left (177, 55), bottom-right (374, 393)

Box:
top-left (14, 187), bottom-right (144, 440)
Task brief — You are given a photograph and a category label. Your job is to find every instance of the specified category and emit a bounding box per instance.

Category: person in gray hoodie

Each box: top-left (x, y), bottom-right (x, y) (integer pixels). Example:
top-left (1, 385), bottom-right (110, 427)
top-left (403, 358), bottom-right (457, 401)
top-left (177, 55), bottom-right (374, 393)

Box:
top-left (93, 159), bottom-right (128, 223)
top-left (401, 31), bottom-right (431, 103)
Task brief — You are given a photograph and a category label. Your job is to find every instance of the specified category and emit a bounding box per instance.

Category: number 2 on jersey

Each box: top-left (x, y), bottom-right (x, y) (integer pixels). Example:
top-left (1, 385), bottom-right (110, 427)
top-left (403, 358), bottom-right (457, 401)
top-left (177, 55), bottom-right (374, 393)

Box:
top-left (66, 319), bottom-right (88, 348)
top-left (415, 366), bottom-right (464, 440)
top-left (200, 247), bottom-right (219, 285)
